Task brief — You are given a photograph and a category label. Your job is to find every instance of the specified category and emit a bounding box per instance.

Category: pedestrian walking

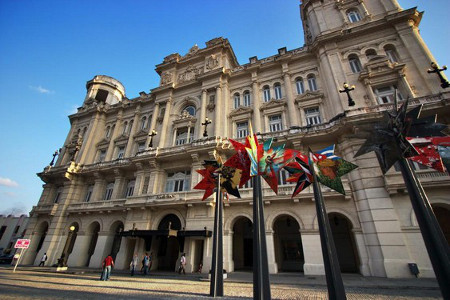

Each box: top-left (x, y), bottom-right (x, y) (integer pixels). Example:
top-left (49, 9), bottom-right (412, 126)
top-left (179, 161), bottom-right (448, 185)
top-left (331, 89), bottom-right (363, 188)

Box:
top-left (148, 252), bottom-right (153, 272)
top-left (143, 253), bottom-right (150, 275)
top-left (38, 253), bottom-right (48, 267)
top-left (178, 253), bottom-right (186, 275)
top-left (130, 253), bottom-right (139, 276)
top-left (100, 254), bottom-right (114, 281)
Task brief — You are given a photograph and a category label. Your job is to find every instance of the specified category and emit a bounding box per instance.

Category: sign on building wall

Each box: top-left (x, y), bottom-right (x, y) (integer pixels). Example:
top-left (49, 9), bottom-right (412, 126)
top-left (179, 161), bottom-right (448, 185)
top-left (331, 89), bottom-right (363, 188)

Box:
top-left (14, 239), bottom-right (30, 249)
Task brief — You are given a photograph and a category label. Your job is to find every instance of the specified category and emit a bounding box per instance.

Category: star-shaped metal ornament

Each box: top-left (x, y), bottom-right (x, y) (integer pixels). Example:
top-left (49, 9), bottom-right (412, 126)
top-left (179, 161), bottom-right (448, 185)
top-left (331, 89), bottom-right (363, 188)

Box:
top-left (224, 139), bottom-right (252, 188)
top-left (355, 95), bottom-right (419, 174)
top-left (194, 160), bottom-right (242, 200)
top-left (284, 151), bottom-right (312, 198)
top-left (311, 145), bottom-right (358, 195)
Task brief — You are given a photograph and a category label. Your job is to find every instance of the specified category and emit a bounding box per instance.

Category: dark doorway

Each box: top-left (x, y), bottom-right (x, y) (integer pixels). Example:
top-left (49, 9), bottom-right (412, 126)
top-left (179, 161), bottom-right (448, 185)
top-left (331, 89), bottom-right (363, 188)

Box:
top-left (328, 213), bottom-right (359, 273)
top-left (86, 222), bottom-right (100, 266)
top-left (233, 217), bottom-right (253, 270)
top-left (273, 215), bottom-right (304, 272)
top-left (110, 222), bottom-right (124, 261)
top-left (432, 205), bottom-right (450, 246)
top-left (157, 214), bottom-right (182, 271)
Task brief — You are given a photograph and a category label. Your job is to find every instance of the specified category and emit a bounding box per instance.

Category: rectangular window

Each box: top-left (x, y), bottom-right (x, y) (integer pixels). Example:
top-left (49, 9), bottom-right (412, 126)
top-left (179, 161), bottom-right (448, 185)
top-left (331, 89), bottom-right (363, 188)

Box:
top-left (137, 142), bottom-right (146, 153)
top-left (243, 179), bottom-right (253, 188)
top-left (374, 86), bottom-right (403, 104)
top-left (54, 187), bottom-right (63, 204)
top-left (13, 226), bottom-right (20, 234)
top-left (305, 107), bottom-right (322, 125)
top-left (117, 146), bottom-right (125, 159)
top-left (269, 115), bottom-right (283, 132)
top-left (141, 176), bottom-right (150, 195)
top-left (104, 183), bottom-right (114, 200)
top-left (263, 88), bottom-right (271, 102)
top-left (95, 89), bottom-right (109, 102)
top-left (176, 130), bottom-right (194, 145)
top-left (85, 185), bottom-right (94, 202)
top-left (237, 121), bottom-right (249, 138)
top-left (243, 92), bottom-right (251, 106)
top-left (277, 169), bottom-right (292, 185)
top-left (125, 180), bottom-right (136, 198)
top-left (165, 171), bottom-right (191, 193)
top-left (0, 226), bottom-right (7, 241)
top-left (98, 149), bottom-right (106, 162)
top-left (296, 80), bottom-right (304, 94)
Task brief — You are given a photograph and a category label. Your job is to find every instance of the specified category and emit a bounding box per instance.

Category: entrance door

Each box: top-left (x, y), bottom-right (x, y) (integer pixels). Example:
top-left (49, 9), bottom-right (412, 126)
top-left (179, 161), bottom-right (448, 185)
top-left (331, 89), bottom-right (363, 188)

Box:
top-left (329, 213), bottom-right (359, 273)
top-left (233, 217), bottom-right (253, 270)
top-left (273, 215), bottom-right (304, 272)
top-left (157, 214), bottom-right (182, 271)
top-left (432, 205), bottom-right (450, 245)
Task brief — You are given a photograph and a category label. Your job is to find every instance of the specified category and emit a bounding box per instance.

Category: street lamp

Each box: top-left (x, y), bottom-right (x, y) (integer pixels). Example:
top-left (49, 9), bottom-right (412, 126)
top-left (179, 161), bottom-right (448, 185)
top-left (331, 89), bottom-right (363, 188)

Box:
top-left (148, 129), bottom-right (157, 148)
top-left (427, 62), bottom-right (449, 89)
top-left (202, 118), bottom-right (212, 137)
top-left (339, 82), bottom-right (356, 106)
top-left (49, 149), bottom-right (60, 167)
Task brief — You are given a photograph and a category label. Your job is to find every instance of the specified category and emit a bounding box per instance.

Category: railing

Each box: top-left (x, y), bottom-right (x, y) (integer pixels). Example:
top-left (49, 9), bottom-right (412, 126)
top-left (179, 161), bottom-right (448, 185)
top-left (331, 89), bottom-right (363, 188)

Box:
top-left (67, 199), bottom-right (127, 212)
top-left (82, 158), bottom-right (131, 171)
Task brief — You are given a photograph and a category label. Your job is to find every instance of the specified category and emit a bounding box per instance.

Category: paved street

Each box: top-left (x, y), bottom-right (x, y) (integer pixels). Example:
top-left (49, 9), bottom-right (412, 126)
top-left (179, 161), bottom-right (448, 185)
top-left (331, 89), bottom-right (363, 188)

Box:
top-left (0, 266), bottom-right (443, 299)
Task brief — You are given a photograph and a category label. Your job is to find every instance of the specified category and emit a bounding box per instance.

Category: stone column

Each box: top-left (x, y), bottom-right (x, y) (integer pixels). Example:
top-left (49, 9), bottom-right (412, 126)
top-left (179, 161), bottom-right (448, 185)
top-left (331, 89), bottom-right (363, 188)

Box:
top-left (91, 173), bottom-right (106, 202)
top-left (67, 232), bottom-right (90, 267)
top-left (115, 237), bottom-right (132, 270)
top-left (89, 232), bottom-right (109, 268)
top-left (266, 230), bottom-right (278, 274)
top-left (78, 112), bottom-right (105, 165)
top-left (222, 83), bottom-right (230, 136)
top-left (252, 73), bottom-right (262, 132)
top-left (146, 103), bottom-right (160, 148)
top-left (301, 230), bottom-right (325, 275)
top-left (282, 65), bottom-right (299, 127)
top-left (158, 98), bottom-right (172, 148)
top-left (199, 89), bottom-right (207, 139)
top-left (133, 163), bottom-right (146, 197)
top-left (111, 169), bottom-right (126, 200)
top-left (214, 86), bottom-right (222, 137)
top-left (354, 229), bottom-right (371, 276)
top-left (105, 110), bottom-right (123, 161)
top-left (223, 230), bottom-right (234, 272)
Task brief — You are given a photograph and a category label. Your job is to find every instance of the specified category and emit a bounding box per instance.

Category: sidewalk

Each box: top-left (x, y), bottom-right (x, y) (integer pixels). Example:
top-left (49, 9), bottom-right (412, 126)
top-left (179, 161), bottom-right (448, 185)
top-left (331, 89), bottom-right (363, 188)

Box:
top-left (14, 265), bottom-right (439, 291)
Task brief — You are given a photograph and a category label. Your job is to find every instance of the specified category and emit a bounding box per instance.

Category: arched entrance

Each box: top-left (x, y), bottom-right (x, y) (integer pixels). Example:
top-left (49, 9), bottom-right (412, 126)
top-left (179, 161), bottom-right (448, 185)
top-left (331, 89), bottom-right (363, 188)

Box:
top-left (157, 214), bottom-right (181, 271)
top-left (109, 221), bottom-right (124, 261)
top-left (432, 204), bottom-right (450, 245)
top-left (85, 222), bottom-right (100, 266)
top-left (273, 215), bottom-right (304, 272)
top-left (35, 222), bottom-right (49, 256)
top-left (60, 223), bottom-right (79, 266)
top-left (233, 217), bottom-right (253, 270)
top-left (328, 213), bottom-right (359, 273)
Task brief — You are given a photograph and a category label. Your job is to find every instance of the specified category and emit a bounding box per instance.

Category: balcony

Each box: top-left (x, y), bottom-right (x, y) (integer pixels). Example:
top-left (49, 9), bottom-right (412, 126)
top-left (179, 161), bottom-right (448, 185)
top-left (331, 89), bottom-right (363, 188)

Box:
top-left (385, 169), bottom-right (450, 194)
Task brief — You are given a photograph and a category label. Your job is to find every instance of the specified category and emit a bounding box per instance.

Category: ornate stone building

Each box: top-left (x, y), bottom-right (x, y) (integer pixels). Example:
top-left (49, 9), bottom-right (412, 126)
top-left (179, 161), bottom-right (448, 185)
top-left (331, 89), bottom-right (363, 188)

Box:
top-left (22, 0), bottom-right (449, 278)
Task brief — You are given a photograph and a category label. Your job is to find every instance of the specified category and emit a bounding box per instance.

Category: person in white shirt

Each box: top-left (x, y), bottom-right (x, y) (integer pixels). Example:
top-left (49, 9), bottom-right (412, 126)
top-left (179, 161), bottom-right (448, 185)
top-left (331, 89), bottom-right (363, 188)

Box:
top-left (179, 253), bottom-right (186, 275)
top-left (39, 253), bottom-right (47, 267)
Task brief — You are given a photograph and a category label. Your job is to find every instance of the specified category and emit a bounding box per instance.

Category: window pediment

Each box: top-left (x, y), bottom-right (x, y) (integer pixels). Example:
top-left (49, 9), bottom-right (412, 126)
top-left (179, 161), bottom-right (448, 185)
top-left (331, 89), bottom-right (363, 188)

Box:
top-left (96, 138), bottom-right (110, 148)
top-left (359, 57), bottom-right (406, 82)
top-left (259, 99), bottom-right (286, 111)
top-left (295, 90), bottom-right (324, 103)
top-left (173, 115), bottom-right (197, 127)
top-left (114, 133), bottom-right (129, 143)
top-left (133, 129), bottom-right (149, 139)
top-left (229, 106), bottom-right (253, 117)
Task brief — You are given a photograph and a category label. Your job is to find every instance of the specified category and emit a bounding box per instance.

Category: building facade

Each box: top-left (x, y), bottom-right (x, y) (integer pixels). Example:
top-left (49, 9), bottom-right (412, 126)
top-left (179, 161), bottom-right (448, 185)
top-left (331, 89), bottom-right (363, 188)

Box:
top-left (0, 215), bottom-right (29, 256)
top-left (22, 0), bottom-right (450, 278)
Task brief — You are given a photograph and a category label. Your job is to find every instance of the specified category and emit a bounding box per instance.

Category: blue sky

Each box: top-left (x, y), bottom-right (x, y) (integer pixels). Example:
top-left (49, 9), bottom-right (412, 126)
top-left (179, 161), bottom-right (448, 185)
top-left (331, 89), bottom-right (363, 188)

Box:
top-left (0, 0), bottom-right (448, 216)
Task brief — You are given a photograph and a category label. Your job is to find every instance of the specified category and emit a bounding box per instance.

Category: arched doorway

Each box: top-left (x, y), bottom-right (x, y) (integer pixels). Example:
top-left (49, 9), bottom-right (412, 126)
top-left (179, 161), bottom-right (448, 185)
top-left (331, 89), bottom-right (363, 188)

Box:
top-left (60, 223), bottom-right (79, 266)
top-left (35, 222), bottom-right (49, 256)
top-left (157, 214), bottom-right (181, 271)
top-left (233, 217), bottom-right (253, 270)
top-left (85, 222), bottom-right (100, 266)
top-left (432, 204), bottom-right (450, 246)
top-left (328, 213), bottom-right (359, 273)
top-left (109, 221), bottom-right (124, 261)
top-left (273, 215), bottom-right (304, 272)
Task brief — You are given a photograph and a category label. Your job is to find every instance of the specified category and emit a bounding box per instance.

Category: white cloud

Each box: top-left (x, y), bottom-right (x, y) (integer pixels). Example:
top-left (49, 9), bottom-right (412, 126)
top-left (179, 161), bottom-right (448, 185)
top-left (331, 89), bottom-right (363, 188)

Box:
top-left (2, 191), bottom-right (17, 198)
top-left (29, 85), bottom-right (55, 94)
top-left (0, 177), bottom-right (19, 187)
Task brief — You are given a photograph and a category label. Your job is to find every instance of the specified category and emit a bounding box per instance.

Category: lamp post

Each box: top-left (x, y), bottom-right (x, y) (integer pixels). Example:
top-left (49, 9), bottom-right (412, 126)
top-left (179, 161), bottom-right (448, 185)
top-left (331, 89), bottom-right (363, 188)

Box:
top-left (148, 129), bottom-right (157, 148)
top-left (49, 149), bottom-right (60, 167)
top-left (202, 118), bottom-right (212, 137)
top-left (339, 82), bottom-right (355, 106)
top-left (59, 226), bottom-right (76, 267)
top-left (428, 62), bottom-right (449, 89)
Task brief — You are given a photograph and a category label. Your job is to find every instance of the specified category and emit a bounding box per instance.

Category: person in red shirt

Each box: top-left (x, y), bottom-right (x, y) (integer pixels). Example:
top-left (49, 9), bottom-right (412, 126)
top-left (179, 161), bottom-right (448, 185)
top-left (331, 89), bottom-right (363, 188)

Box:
top-left (101, 255), bottom-right (114, 281)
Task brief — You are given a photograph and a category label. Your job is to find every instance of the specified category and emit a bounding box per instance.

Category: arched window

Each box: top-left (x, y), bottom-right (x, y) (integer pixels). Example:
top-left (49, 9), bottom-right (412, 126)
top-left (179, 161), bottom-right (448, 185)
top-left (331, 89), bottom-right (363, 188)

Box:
top-left (348, 55), bottom-right (362, 73)
top-left (263, 85), bottom-right (271, 102)
top-left (295, 77), bottom-right (305, 94)
top-left (347, 9), bottom-right (362, 23)
top-left (243, 91), bottom-right (251, 106)
top-left (274, 83), bottom-right (282, 99)
top-left (307, 75), bottom-right (317, 91)
top-left (384, 45), bottom-right (399, 63)
top-left (365, 49), bottom-right (377, 60)
top-left (140, 116), bottom-right (147, 130)
top-left (183, 105), bottom-right (196, 116)
top-left (234, 93), bottom-right (241, 109)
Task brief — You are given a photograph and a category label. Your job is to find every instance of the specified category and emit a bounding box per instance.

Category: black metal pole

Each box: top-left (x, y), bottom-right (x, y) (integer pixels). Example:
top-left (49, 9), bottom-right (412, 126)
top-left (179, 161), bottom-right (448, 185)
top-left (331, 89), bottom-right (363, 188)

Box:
top-left (252, 175), bottom-right (271, 300)
top-left (210, 175), bottom-right (224, 297)
top-left (397, 158), bottom-right (450, 299)
top-left (310, 158), bottom-right (347, 300)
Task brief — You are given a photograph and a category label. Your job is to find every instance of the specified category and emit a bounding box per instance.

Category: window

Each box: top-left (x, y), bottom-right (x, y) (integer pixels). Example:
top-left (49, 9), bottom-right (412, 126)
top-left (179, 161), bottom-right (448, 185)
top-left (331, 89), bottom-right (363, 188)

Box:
top-left (141, 176), bottom-right (150, 195)
top-left (117, 146), bottom-right (125, 159)
top-left (175, 128), bottom-right (194, 145)
top-left (374, 86), bottom-right (403, 104)
top-left (348, 55), bottom-right (362, 73)
top-left (278, 169), bottom-right (292, 185)
top-left (296, 78), bottom-right (305, 94)
top-left (0, 226), bottom-right (6, 241)
top-left (365, 49), bottom-right (377, 60)
top-left (394, 161), bottom-right (428, 172)
top-left (165, 171), bottom-right (191, 192)
top-left (85, 185), bottom-right (94, 202)
top-left (105, 126), bottom-right (111, 138)
top-left (104, 183), bottom-right (114, 200)
top-left (305, 107), bottom-right (322, 125)
top-left (384, 45), bottom-right (399, 63)
top-left (234, 93), bottom-right (241, 109)
top-left (13, 226), bottom-right (20, 234)
top-left (243, 179), bottom-right (253, 188)
top-left (137, 142), bottom-right (146, 153)
top-left (98, 149), bottom-right (106, 162)
top-left (54, 187), bottom-right (63, 203)
top-left (125, 180), bottom-right (135, 198)
top-left (237, 122), bottom-right (249, 138)
top-left (122, 121), bottom-right (128, 135)
top-left (140, 116), bottom-right (147, 130)
top-left (263, 86), bottom-right (271, 102)
top-left (183, 105), bottom-right (196, 116)
top-left (274, 83), bottom-right (282, 99)
top-left (347, 9), bottom-right (362, 23)
top-left (307, 75), bottom-right (317, 91)
top-left (243, 91), bottom-right (251, 106)
top-left (95, 89), bottom-right (109, 102)
top-left (269, 115), bottom-right (283, 132)
top-left (128, 120), bottom-right (134, 134)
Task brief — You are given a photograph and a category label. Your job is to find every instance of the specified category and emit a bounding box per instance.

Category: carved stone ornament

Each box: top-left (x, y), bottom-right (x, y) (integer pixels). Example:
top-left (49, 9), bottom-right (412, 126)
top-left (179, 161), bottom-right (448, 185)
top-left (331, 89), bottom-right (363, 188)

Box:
top-left (206, 55), bottom-right (219, 71)
top-left (206, 37), bottom-right (225, 48)
top-left (188, 44), bottom-right (199, 55)
top-left (178, 64), bottom-right (203, 83)
top-left (163, 53), bottom-right (180, 63)
top-left (160, 71), bottom-right (173, 86)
